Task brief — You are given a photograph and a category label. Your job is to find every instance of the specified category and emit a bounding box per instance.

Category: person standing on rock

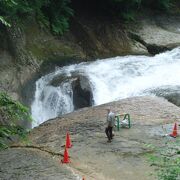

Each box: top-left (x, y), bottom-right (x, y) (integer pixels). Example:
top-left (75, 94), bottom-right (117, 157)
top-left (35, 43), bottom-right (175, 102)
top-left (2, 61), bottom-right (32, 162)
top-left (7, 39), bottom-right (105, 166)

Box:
top-left (105, 108), bottom-right (115, 142)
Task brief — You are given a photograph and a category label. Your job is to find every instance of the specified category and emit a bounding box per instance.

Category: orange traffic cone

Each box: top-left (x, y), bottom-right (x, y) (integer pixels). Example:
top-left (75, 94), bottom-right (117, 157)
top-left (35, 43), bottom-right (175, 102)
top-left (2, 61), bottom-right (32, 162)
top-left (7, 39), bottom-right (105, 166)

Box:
top-left (169, 123), bottom-right (178, 138)
top-left (61, 147), bottom-right (70, 163)
top-left (66, 132), bottom-right (72, 148)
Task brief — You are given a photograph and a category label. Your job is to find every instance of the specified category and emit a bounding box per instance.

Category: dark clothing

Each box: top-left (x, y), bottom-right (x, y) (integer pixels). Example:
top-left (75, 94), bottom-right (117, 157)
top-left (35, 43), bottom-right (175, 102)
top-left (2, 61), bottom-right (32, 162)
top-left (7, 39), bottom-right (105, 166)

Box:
top-left (105, 110), bottom-right (115, 142)
top-left (105, 126), bottom-right (113, 141)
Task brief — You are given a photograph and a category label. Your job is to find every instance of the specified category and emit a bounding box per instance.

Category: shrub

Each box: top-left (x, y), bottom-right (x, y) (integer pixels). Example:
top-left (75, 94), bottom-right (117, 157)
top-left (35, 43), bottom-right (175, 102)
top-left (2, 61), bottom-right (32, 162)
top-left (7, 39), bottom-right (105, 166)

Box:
top-left (0, 0), bottom-right (73, 35)
top-left (0, 92), bottom-right (32, 150)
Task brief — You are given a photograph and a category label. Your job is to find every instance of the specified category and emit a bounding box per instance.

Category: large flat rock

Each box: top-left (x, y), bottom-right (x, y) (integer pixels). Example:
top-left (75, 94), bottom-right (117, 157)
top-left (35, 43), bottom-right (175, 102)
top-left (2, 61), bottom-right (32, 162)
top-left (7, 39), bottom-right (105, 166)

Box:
top-left (0, 148), bottom-right (76, 180)
top-left (135, 15), bottom-right (180, 48)
top-left (1, 96), bottom-right (180, 179)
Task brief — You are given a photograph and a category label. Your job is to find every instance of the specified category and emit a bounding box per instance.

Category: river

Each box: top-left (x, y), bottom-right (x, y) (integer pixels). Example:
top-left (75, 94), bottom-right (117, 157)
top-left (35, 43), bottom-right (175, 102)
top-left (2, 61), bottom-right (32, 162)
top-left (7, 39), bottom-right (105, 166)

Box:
top-left (31, 47), bottom-right (180, 127)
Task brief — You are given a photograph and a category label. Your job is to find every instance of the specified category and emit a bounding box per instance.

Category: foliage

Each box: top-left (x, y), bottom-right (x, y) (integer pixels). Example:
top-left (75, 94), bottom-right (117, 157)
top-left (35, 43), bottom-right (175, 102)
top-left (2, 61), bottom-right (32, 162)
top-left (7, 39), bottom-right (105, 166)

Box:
top-left (41, 0), bottom-right (73, 35)
top-left (0, 0), bottom-right (177, 33)
top-left (142, 0), bottom-right (173, 11)
top-left (148, 139), bottom-right (180, 180)
top-left (73, 0), bottom-right (175, 21)
top-left (0, 0), bottom-right (73, 35)
top-left (102, 0), bottom-right (174, 20)
top-left (156, 0), bottom-right (173, 10)
top-left (0, 92), bottom-right (32, 150)
top-left (0, 16), bottom-right (11, 27)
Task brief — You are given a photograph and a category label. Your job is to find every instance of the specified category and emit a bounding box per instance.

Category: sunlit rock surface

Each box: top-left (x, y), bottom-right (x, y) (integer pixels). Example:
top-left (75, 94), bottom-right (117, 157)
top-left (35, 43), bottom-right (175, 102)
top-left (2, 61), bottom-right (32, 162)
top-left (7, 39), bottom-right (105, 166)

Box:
top-left (1, 96), bottom-right (180, 180)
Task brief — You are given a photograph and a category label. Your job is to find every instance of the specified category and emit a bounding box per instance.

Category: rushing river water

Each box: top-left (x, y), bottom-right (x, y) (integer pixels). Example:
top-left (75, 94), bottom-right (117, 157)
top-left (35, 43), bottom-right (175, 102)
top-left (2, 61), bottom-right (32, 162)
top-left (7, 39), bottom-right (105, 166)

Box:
top-left (31, 47), bottom-right (180, 127)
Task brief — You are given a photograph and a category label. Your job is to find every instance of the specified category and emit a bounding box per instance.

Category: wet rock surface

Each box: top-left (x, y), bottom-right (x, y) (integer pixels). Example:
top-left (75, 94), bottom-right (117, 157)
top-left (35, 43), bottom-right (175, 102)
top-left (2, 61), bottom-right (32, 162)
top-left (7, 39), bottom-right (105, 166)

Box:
top-left (149, 85), bottom-right (180, 107)
top-left (1, 96), bottom-right (180, 179)
top-left (0, 148), bottom-right (76, 180)
top-left (72, 76), bottom-right (92, 109)
top-left (130, 14), bottom-right (180, 54)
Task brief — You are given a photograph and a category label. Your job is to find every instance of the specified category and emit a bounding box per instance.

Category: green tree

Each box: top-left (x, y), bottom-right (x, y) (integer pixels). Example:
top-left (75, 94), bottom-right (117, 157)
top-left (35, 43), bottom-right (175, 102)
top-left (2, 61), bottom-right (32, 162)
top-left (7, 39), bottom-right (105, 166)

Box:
top-left (41, 0), bottom-right (73, 35)
top-left (0, 0), bottom-right (177, 33)
top-left (0, 92), bottom-right (32, 150)
top-left (142, 0), bottom-right (173, 11)
top-left (0, 0), bottom-right (73, 35)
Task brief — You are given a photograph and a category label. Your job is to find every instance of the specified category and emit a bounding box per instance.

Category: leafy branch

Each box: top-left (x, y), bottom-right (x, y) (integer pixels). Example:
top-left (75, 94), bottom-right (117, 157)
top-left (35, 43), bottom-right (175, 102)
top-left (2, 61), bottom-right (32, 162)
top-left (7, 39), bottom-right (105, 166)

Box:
top-left (0, 92), bottom-right (32, 150)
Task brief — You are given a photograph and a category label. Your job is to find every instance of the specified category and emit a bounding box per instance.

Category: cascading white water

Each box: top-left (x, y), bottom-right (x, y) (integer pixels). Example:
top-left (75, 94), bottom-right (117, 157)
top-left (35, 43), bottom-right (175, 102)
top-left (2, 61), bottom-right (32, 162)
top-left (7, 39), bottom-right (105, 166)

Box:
top-left (31, 47), bottom-right (180, 127)
top-left (31, 66), bottom-right (75, 127)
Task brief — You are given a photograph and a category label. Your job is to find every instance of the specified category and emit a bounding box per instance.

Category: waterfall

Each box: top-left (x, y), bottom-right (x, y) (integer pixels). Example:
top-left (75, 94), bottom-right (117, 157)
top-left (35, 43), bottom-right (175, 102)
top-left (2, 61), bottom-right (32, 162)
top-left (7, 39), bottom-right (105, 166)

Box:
top-left (31, 66), bottom-right (75, 127)
top-left (31, 47), bottom-right (180, 127)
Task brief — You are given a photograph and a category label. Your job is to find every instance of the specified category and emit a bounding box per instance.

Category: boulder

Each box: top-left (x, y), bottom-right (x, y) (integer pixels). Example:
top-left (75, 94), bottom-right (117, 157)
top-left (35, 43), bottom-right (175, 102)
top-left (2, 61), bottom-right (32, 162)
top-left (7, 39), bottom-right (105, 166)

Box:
top-left (129, 14), bottom-right (180, 54)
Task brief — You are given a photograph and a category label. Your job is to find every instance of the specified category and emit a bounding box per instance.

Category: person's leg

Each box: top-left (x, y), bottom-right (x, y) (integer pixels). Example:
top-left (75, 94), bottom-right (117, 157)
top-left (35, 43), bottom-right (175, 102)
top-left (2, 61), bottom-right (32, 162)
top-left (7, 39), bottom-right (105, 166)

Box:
top-left (105, 127), bottom-right (109, 138)
top-left (109, 127), bottom-right (113, 139)
top-left (112, 127), bottom-right (114, 138)
top-left (105, 127), bottom-right (111, 141)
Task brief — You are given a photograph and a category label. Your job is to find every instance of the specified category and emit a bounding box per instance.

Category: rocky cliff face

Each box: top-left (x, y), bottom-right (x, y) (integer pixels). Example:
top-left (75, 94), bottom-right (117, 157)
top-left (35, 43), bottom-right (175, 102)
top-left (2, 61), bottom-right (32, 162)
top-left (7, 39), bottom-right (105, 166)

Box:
top-left (0, 23), bottom-right (38, 101)
top-left (0, 13), bottom-right (180, 102)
